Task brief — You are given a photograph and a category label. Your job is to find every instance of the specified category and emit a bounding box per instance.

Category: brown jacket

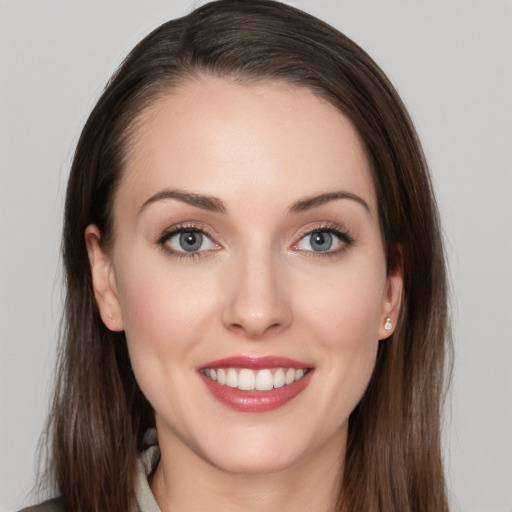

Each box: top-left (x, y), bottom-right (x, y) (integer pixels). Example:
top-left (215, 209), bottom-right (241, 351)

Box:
top-left (18, 498), bottom-right (67, 512)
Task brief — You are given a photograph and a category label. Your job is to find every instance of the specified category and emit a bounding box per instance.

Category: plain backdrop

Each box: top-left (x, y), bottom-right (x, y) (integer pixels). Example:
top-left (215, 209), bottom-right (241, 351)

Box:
top-left (1, 1), bottom-right (511, 511)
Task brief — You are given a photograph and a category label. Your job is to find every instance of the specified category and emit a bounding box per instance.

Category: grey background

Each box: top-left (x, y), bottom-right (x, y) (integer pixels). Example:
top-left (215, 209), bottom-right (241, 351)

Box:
top-left (1, 1), bottom-right (511, 511)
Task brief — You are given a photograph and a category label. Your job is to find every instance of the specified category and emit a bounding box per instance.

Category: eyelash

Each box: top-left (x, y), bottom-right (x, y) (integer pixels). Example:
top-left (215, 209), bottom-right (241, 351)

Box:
top-left (291, 223), bottom-right (355, 257)
top-left (156, 222), bottom-right (354, 260)
top-left (156, 223), bottom-right (219, 260)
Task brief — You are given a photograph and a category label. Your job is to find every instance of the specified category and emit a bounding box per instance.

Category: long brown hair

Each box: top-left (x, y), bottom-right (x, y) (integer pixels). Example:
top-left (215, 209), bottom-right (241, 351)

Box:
top-left (47, 1), bottom-right (451, 510)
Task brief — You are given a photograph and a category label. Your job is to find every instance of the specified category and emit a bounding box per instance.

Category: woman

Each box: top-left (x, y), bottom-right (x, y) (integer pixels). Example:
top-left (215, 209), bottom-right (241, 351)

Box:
top-left (23, 0), bottom-right (450, 511)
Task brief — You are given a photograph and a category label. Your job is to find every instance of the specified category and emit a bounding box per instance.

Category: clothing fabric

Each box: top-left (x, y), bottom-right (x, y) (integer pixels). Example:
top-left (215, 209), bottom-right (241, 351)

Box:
top-left (18, 430), bottom-right (162, 512)
top-left (135, 428), bottom-right (162, 512)
top-left (18, 498), bottom-right (67, 512)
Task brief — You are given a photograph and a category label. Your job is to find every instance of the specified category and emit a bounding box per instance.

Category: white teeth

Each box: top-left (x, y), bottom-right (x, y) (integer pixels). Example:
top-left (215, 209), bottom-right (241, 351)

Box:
top-left (273, 368), bottom-right (285, 388)
top-left (238, 369), bottom-right (255, 390)
top-left (285, 368), bottom-right (295, 385)
top-left (226, 369), bottom-right (238, 388)
top-left (204, 367), bottom-right (308, 391)
top-left (255, 369), bottom-right (274, 391)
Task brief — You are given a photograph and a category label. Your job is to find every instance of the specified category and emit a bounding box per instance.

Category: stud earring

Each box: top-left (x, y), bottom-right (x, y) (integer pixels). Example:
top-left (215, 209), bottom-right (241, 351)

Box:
top-left (108, 312), bottom-right (113, 320)
top-left (384, 317), bottom-right (392, 330)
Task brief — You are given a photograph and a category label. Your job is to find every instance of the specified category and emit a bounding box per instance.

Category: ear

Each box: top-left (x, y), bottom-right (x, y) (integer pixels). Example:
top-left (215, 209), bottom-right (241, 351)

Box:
top-left (378, 263), bottom-right (403, 341)
top-left (85, 225), bottom-right (124, 332)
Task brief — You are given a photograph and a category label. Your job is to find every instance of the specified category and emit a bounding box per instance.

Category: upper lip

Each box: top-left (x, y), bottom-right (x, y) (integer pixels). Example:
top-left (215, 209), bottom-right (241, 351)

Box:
top-left (199, 355), bottom-right (312, 370)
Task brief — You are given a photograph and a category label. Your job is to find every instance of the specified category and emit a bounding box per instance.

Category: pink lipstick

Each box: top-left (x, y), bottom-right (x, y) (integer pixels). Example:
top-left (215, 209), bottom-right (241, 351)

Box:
top-left (198, 356), bottom-right (313, 412)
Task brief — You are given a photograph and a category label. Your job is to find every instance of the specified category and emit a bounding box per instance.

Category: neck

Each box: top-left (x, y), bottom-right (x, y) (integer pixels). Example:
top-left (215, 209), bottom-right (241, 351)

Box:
top-left (150, 429), bottom-right (345, 512)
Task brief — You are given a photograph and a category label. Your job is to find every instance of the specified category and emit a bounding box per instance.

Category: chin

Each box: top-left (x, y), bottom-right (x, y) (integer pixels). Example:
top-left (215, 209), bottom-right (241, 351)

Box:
top-left (193, 420), bottom-right (345, 476)
top-left (206, 446), bottom-right (305, 476)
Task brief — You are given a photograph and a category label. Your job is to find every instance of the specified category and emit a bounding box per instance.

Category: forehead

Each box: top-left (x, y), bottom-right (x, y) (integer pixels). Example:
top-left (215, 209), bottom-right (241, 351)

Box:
top-left (117, 77), bottom-right (376, 215)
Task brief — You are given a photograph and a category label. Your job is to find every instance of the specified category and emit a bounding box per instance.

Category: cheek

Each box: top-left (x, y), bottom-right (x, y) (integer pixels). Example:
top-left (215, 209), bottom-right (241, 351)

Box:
top-left (310, 279), bottom-right (383, 424)
top-left (311, 291), bottom-right (381, 385)
top-left (301, 262), bottom-right (385, 344)
top-left (114, 258), bottom-right (217, 363)
top-left (297, 259), bottom-right (385, 392)
top-left (113, 259), bottom-right (220, 417)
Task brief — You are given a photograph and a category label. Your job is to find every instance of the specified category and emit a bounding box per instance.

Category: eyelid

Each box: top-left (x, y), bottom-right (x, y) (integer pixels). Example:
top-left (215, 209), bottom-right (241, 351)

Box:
top-left (290, 223), bottom-right (354, 254)
top-left (156, 223), bottom-right (222, 258)
top-left (155, 221), bottom-right (353, 258)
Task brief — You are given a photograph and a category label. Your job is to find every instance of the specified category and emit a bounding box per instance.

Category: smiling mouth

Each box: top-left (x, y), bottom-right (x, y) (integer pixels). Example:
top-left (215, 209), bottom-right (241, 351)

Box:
top-left (202, 367), bottom-right (309, 391)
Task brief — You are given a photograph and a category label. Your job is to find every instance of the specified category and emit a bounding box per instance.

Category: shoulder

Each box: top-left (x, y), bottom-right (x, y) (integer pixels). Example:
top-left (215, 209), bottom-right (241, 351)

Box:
top-left (18, 497), bottom-right (68, 512)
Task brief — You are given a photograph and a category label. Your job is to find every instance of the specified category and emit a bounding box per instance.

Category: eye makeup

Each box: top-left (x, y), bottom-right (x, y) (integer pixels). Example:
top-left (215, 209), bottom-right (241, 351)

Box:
top-left (290, 222), bottom-right (355, 258)
top-left (155, 222), bottom-right (221, 260)
top-left (154, 220), bottom-right (355, 261)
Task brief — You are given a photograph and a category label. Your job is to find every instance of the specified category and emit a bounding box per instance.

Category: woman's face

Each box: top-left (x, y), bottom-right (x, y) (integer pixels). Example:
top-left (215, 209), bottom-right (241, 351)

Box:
top-left (87, 78), bottom-right (401, 476)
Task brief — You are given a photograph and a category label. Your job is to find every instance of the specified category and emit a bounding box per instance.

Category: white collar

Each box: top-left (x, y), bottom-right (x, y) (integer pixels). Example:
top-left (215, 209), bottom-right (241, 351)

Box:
top-left (135, 429), bottom-right (161, 512)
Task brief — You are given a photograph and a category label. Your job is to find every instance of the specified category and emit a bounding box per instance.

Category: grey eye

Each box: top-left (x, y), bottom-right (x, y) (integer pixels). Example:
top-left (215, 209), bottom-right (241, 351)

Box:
top-left (294, 229), bottom-right (348, 253)
top-left (179, 232), bottom-right (204, 251)
top-left (166, 231), bottom-right (215, 253)
top-left (309, 231), bottom-right (333, 251)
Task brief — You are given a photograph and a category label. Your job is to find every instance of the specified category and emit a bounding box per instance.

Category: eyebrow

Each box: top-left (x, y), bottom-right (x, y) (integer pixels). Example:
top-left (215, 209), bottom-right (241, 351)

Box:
top-left (140, 189), bottom-right (227, 214)
top-left (289, 191), bottom-right (371, 214)
top-left (140, 188), bottom-right (370, 216)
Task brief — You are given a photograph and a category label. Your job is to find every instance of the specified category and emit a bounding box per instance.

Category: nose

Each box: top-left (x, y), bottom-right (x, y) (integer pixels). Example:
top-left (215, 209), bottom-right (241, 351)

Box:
top-left (221, 249), bottom-right (293, 339)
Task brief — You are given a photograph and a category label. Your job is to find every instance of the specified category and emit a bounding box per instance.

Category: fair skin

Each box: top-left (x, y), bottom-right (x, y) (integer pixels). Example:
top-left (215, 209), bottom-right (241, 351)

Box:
top-left (86, 77), bottom-right (402, 512)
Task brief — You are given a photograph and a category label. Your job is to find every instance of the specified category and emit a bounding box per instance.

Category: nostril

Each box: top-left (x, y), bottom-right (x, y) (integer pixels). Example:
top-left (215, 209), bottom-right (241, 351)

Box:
top-left (227, 320), bottom-right (283, 339)
top-left (221, 274), bottom-right (293, 338)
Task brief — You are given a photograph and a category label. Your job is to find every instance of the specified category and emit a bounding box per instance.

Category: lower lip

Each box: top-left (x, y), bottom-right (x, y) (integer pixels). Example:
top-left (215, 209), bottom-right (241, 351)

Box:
top-left (200, 370), bottom-right (313, 412)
